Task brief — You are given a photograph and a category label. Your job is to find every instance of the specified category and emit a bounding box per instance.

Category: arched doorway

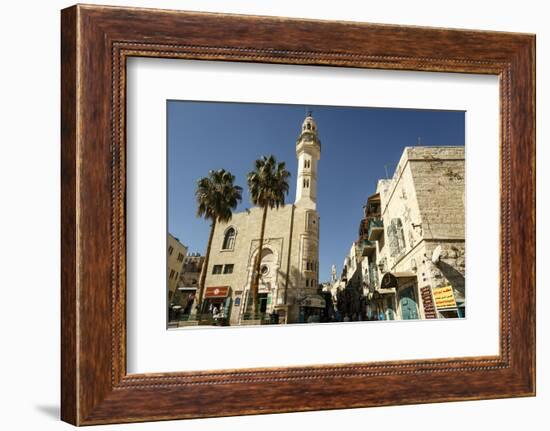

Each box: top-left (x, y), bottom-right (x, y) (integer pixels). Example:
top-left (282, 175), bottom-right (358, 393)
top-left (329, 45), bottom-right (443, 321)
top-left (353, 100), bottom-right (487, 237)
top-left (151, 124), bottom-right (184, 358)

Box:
top-left (242, 247), bottom-right (279, 320)
top-left (398, 285), bottom-right (419, 320)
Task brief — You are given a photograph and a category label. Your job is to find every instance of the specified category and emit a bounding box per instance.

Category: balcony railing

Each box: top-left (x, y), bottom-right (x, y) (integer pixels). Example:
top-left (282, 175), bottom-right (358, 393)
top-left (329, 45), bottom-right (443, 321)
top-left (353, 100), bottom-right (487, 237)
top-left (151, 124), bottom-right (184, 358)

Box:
top-left (359, 239), bottom-right (376, 257)
top-left (367, 219), bottom-right (384, 241)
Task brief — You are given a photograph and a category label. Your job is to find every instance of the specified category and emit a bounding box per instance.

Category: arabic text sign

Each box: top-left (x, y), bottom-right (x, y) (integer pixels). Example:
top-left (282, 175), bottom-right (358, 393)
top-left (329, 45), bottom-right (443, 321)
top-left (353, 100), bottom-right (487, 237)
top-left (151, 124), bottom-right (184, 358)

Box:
top-left (433, 285), bottom-right (457, 309)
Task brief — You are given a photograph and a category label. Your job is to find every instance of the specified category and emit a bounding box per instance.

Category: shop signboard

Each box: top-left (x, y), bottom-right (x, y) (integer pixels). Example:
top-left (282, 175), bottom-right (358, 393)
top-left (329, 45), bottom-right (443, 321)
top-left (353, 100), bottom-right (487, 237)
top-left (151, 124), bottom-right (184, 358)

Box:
top-left (433, 285), bottom-right (457, 309)
top-left (204, 286), bottom-right (230, 298)
top-left (420, 285), bottom-right (437, 319)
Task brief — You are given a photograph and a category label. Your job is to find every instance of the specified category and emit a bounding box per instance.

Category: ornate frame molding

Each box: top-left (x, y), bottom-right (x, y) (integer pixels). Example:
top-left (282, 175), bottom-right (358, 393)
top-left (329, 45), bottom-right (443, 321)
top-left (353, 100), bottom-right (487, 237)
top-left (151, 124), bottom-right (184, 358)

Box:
top-left (61, 4), bottom-right (535, 425)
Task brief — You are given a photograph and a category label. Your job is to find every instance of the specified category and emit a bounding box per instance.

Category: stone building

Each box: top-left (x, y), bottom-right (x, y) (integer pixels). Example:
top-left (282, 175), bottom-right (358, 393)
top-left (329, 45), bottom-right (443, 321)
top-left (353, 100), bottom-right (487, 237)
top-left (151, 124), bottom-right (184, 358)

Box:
top-left (359, 146), bottom-right (466, 320)
top-left (167, 233), bottom-right (187, 302)
top-left (173, 253), bottom-right (205, 315)
top-left (198, 113), bottom-right (324, 325)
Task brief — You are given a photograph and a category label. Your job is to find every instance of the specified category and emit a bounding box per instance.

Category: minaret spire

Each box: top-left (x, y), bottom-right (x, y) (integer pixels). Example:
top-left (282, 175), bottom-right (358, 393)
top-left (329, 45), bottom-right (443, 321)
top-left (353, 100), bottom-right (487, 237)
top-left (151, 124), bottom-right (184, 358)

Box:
top-left (295, 111), bottom-right (321, 209)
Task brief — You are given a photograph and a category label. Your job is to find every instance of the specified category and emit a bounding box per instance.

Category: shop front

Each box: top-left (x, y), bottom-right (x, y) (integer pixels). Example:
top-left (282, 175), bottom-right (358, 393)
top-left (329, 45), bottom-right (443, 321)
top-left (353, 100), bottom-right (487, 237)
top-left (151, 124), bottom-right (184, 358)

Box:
top-left (381, 272), bottom-right (419, 320)
top-left (365, 289), bottom-right (396, 321)
top-left (298, 294), bottom-right (326, 323)
top-left (176, 286), bottom-right (196, 315)
top-left (433, 285), bottom-right (465, 318)
top-left (201, 286), bottom-right (232, 325)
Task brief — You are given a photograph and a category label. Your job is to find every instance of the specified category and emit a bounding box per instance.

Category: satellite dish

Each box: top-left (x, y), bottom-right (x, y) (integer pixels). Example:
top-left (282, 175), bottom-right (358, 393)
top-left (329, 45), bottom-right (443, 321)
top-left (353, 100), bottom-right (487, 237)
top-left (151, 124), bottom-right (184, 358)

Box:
top-left (432, 245), bottom-right (442, 264)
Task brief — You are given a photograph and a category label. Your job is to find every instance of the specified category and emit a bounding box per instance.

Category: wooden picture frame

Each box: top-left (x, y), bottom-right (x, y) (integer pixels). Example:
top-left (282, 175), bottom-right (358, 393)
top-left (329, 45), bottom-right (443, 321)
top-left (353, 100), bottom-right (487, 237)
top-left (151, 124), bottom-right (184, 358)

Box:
top-left (61, 4), bottom-right (535, 425)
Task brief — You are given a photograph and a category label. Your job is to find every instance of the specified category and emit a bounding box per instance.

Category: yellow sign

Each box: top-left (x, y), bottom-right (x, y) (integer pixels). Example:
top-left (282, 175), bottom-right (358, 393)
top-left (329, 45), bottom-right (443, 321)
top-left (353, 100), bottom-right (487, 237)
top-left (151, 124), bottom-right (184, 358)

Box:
top-left (433, 285), bottom-right (457, 309)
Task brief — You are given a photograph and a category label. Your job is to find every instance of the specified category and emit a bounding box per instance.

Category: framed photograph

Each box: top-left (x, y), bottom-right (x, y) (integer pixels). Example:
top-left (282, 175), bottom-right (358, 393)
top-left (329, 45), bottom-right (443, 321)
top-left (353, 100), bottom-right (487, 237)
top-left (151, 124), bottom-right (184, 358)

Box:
top-left (61, 4), bottom-right (535, 425)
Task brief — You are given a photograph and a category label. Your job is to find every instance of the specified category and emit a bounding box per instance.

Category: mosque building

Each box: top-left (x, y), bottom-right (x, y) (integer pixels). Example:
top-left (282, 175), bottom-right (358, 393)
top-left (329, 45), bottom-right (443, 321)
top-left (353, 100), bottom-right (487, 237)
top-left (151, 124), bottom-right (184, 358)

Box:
top-left (199, 113), bottom-right (324, 325)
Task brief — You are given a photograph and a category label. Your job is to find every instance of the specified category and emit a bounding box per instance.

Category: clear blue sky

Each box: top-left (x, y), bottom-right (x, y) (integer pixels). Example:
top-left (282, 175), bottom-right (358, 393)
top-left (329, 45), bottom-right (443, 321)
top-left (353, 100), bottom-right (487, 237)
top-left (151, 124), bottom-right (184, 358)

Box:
top-left (168, 101), bottom-right (464, 282)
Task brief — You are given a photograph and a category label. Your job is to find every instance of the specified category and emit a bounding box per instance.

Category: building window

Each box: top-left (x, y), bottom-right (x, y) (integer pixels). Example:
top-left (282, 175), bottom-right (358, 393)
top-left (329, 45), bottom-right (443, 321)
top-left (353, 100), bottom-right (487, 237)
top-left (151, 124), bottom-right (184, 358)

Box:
top-left (169, 269), bottom-right (175, 279)
top-left (177, 253), bottom-right (184, 262)
top-left (395, 218), bottom-right (406, 251)
top-left (212, 265), bottom-right (223, 274)
top-left (222, 227), bottom-right (236, 250)
top-left (168, 245), bottom-right (174, 255)
top-left (223, 264), bottom-right (234, 274)
top-left (387, 218), bottom-right (407, 257)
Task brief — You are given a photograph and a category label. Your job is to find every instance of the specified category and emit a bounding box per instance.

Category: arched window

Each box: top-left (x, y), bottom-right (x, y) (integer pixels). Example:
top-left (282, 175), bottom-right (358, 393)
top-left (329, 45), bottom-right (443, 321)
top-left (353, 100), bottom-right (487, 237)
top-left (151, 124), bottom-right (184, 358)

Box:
top-left (222, 227), bottom-right (236, 250)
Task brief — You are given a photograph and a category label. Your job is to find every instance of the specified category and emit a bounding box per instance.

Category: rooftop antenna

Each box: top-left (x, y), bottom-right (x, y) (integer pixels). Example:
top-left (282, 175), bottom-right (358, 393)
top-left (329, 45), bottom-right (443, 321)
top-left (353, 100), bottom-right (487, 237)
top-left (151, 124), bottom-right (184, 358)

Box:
top-left (384, 164), bottom-right (390, 178)
top-left (417, 136), bottom-right (422, 145)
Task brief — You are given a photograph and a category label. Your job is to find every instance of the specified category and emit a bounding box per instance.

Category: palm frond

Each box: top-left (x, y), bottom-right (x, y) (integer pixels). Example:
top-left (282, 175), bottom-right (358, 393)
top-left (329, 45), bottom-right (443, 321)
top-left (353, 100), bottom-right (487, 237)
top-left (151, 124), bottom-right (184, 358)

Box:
top-left (247, 155), bottom-right (291, 210)
top-left (195, 168), bottom-right (242, 224)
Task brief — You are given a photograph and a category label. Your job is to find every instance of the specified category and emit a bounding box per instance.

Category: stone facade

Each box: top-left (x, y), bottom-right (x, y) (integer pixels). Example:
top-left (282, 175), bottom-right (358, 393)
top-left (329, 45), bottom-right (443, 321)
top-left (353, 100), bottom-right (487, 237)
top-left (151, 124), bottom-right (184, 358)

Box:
top-left (200, 113), bottom-right (322, 325)
top-left (171, 253), bottom-right (205, 315)
top-left (178, 253), bottom-right (205, 288)
top-left (360, 146), bottom-right (466, 320)
top-left (167, 234), bottom-right (187, 302)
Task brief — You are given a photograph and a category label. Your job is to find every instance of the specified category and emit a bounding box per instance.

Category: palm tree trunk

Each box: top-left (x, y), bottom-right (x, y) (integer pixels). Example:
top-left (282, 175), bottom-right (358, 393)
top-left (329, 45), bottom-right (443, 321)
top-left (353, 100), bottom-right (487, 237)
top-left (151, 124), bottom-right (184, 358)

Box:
top-left (195, 220), bottom-right (216, 316)
top-left (252, 206), bottom-right (268, 315)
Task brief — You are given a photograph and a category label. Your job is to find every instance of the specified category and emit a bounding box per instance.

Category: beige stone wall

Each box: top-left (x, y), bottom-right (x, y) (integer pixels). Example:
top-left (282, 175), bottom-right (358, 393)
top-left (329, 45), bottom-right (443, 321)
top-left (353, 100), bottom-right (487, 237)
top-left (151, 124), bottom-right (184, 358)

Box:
top-left (372, 146), bottom-right (465, 319)
top-left (178, 255), bottom-right (204, 288)
top-left (204, 206), bottom-right (288, 323)
top-left (202, 202), bottom-right (320, 324)
top-left (167, 234), bottom-right (187, 301)
top-left (286, 206), bottom-right (320, 322)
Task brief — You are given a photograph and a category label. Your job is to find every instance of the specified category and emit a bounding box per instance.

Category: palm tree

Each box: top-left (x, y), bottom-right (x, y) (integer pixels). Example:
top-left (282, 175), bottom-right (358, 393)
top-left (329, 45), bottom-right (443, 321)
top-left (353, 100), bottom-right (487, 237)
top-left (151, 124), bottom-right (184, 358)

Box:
top-left (247, 155), bottom-right (291, 316)
top-left (194, 169), bottom-right (242, 315)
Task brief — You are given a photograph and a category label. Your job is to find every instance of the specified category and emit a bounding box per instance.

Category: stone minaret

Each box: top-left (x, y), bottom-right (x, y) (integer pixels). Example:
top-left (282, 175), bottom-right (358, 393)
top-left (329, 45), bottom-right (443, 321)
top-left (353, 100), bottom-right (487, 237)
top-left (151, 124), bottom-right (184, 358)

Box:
top-left (295, 112), bottom-right (321, 209)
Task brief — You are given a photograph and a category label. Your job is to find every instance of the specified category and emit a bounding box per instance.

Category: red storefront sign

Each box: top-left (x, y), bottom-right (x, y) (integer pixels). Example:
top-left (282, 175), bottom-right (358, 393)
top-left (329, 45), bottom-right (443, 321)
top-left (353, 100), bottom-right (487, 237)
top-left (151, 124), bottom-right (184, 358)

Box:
top-left (204, 286), bottom-right (230, 298)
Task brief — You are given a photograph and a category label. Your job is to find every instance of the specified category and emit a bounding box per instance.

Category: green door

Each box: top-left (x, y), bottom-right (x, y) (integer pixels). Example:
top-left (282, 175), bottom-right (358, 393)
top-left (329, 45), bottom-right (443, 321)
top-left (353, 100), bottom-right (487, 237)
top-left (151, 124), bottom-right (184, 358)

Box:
top-left (399, 286), bottom-right (419, 320)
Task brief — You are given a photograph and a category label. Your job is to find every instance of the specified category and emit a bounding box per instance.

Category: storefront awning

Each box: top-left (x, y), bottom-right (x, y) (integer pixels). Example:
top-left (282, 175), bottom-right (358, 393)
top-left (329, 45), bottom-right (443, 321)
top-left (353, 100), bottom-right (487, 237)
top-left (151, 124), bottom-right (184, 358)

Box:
top-left (204, 286), bottom-right (230, 298)
top-left (178, 286), bottom-right (197, 291)
top-left (380, 272), bottom-right (416, 289)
